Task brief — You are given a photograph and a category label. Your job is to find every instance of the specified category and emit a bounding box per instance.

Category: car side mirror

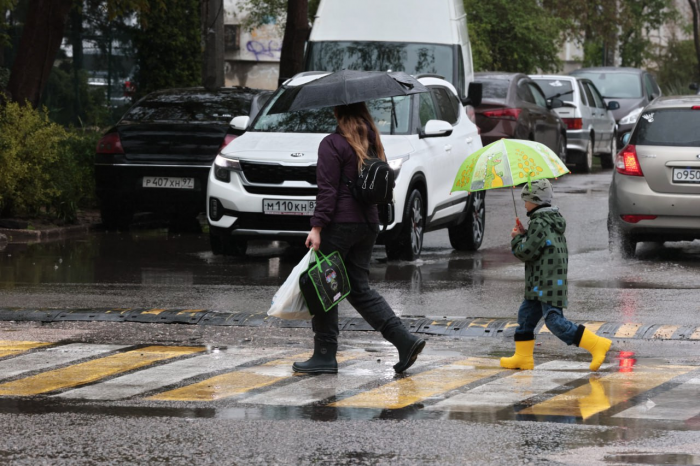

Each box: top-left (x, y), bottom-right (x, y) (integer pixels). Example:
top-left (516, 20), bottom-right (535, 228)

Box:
top-left (461, 82), bottom-right (482, 107)
top-left (607, 101), bottom-right (620, 111)
top-left (622, 132), bottom-right (631, 146)
top-left (230, 115), bottom-right (250, 131)
top-left (690, 83), bottom-right (699, 91)
top-left (549, 98), bottom-right (564, 109)
top-left (420, 119), bottom-right (453, 139)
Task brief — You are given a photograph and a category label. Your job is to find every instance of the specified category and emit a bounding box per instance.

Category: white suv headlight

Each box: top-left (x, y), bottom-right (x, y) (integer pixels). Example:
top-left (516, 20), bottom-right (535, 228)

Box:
top-left (619, 107), bottom-right (644, 125)
top-left (213, 155), bottom-right (242, 182)
top-left (388, 154), bottom-right (410, 177)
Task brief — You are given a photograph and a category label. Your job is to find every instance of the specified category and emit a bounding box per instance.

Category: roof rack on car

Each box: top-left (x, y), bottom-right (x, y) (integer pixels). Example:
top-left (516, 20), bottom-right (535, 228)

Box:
top-left (414, 73), bottom-right (445, 80)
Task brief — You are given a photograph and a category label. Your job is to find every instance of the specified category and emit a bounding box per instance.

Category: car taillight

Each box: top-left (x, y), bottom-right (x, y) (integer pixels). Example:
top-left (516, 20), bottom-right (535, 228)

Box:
top-left (96, 132), bottom-right (124, 154)
top-left (692, 105), bottom-right (700, 110)
top-left (561, 118), bottom-right (583, 130)
top-left (482, 108), bottom-right (521, 120)
top-left (615, 145), bottom-right (643, 176)
top-left (621, 215), bottom-right (657, 223)
top-left (219, 134), bottom-right (237, 152)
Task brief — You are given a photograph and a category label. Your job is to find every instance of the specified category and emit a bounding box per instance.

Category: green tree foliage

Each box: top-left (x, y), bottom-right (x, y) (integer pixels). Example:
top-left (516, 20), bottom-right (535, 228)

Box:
top-left (618, 0), bottom-right (678, 67)
top-left (0, 102), bottom-right (99, 221)
top-left (133, 0), bottom-right (201, 97)
top-left (654, 38), bottom-right (700, 93)
top-left (465, 0), bottom-right (565, 73)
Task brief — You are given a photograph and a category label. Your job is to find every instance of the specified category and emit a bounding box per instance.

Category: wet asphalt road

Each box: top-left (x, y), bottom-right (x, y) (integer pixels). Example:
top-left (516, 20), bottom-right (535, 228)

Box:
top-left (1, 169), bottom-right (700, 465)
top-left (1, 169), bottom-right (699, 325)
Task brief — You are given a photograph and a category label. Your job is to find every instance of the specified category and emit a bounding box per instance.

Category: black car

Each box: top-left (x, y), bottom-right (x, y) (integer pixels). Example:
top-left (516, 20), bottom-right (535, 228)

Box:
top-left (570, 67), bottom-right (662, 146)
top-left (474, 72), bottom-right (568, 161)
top-left (95, 87), bottom-right (272, 230)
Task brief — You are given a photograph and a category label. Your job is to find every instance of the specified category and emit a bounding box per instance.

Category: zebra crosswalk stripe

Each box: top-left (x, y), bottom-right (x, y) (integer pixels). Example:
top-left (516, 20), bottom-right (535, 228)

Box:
top-left (0, 341), bottom-right (52, 359)
top-left (57, 347), bottom-right (285, 401)
top-left (613, 376), bottom-right (700, 421)
top-left (330, 357), bottom-right (504, 410)
top-left (519, 365), bottom-right (696, 420)
top-left (0, 346), bottom-right (203, 396)
top-left (148, 350), bottom-right (364, 402)
top-left (0, 343), bottom-right (127, 381)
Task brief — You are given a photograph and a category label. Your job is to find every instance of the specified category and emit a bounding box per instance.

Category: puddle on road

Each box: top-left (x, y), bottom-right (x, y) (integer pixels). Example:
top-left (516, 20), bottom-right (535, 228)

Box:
top-left (605, 452), bottom-right (700, 465)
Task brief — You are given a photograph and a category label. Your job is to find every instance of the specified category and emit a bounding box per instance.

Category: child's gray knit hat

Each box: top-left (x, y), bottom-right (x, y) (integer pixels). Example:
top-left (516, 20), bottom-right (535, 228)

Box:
top-left (521, 179), bottom-right (553, 205)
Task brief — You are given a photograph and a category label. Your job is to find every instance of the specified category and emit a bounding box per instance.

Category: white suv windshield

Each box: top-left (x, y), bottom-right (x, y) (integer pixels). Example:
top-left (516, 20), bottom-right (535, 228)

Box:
top-left (572, 72), bottom-right (642, 99)
top-left (252, 91), bottom-right (412, 134)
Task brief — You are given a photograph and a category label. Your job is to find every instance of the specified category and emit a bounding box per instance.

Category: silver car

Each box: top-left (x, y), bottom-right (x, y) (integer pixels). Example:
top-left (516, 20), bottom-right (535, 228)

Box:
top-left (608, 96), bottom-right (700, 258)
top-left (531, 75), bottom-right (619, 173)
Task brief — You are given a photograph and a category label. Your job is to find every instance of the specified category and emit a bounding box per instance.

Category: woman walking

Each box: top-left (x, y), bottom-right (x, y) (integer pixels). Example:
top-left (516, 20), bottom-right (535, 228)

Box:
top-left (293, 102), bottom-right (425, 374)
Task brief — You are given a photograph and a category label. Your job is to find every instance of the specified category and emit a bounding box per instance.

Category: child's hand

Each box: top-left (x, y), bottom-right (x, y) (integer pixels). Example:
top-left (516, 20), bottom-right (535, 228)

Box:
top-left (511, 227), bottom-right (521, 239)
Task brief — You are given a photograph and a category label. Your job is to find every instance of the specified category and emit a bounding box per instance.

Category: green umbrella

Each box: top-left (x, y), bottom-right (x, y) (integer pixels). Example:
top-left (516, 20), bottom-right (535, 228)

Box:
top-left (451, 139), bottom-right (570, 220)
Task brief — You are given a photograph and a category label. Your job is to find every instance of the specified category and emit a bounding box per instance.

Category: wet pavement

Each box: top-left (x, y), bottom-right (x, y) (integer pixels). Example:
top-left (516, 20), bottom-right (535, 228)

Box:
top-left (1, 170), bottom-right (700, 464)
top-left (1, 171), bottom-right (699, 326)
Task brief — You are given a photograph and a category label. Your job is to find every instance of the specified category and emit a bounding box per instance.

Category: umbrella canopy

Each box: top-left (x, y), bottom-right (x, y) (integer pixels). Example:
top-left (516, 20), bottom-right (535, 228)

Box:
top-left (268, 70), bottom-right (429, 114)
top-left (451, 139), bottom-right (570, 194)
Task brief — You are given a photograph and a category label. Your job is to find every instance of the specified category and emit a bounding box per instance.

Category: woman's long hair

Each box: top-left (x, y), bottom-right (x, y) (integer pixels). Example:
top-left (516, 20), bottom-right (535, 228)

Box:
top-left (335, 102), bottom-right (386, 170)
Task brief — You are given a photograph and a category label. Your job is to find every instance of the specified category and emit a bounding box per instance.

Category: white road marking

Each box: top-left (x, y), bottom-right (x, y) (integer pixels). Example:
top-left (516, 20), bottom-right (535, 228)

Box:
top-left (0, 343), bottom-right (126, 380)
top-left (613, 377), bottom-right (700, 421)
top-left (56, 347), bottom-right (285, 400)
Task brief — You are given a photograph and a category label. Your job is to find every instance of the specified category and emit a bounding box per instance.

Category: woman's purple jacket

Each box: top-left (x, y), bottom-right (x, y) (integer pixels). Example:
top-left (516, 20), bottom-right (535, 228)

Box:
top-left (310, 126), bottom-right (380, 228)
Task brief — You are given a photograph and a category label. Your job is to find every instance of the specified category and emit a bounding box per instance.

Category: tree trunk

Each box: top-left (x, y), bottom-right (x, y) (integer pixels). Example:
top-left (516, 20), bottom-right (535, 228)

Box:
top-left (7, 0), bottom-right (74, 107)
top-left (70, 3), bottom-right (84, 124)
top-left (690, 0), bottom-right (700, 78)
top-left (278, 0), bottom-right (310, 87)
top-left (201, 0), bottom-right (224, 90)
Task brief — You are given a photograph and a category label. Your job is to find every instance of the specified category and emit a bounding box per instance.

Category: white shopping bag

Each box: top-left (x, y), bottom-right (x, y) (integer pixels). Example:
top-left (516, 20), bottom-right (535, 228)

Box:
top-left (267, 249), bottom-right (313, 320)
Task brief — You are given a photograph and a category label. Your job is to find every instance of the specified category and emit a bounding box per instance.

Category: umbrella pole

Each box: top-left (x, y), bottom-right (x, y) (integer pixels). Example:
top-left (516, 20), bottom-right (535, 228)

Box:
top-left (511, 187), bottom-right (518, 219)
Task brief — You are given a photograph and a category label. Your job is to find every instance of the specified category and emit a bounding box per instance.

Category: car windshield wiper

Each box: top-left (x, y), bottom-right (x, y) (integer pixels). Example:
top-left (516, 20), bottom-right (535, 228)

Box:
top-left (549, 89), bottom-right (574, 99)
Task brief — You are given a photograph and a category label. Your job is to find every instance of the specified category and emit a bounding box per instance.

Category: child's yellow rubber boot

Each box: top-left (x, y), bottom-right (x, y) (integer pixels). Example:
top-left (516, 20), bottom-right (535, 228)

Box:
top-left (500, 339), bottom-right (535, 370)
top-left (578, 327), bottom-right (612, 371)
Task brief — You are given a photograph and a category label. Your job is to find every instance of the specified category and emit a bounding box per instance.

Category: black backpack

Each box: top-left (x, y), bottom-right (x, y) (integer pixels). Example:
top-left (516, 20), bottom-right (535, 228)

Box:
top-left (342, 149), bottom-right (395, 206)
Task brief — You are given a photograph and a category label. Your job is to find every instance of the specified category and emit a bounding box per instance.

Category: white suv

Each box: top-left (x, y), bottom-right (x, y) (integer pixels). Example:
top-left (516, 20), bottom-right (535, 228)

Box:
top-left (207, 73), bottom-right (484, 260)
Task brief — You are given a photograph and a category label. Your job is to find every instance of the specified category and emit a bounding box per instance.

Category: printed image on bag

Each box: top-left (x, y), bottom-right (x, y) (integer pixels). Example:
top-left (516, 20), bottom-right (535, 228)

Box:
top-left (299, 250), bottom-right (351, 314)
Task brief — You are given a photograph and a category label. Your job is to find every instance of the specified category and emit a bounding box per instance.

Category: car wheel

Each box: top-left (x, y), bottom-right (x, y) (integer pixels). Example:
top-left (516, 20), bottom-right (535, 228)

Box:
top-left (576, 138), bottom-right (593, 173)
top-left (100, 205), bottom-right (132, 231)
top-left (607, 214), bottom-right (637, 259)
top-left (600, 134), bottom-right (616, 169)
top-left (385, 189), bottom-right (424, 261)
top-left (448, 191), bottom-right (485, 251)
top-left (209, 227), bottom-right (247, 256)
top-left (557, 133), bottom-right (567, 164)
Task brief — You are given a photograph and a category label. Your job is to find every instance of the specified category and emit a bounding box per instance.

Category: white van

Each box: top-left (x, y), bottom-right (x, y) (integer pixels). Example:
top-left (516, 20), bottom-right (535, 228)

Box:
top-left (305, 0), bottom-right (480, 103)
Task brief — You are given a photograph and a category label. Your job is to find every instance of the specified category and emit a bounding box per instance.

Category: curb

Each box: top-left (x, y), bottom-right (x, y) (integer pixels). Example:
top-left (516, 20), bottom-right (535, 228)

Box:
top-left (0, 308), bottom-right (699, 341)
top-left (0, 224), bottom-right (98, 242)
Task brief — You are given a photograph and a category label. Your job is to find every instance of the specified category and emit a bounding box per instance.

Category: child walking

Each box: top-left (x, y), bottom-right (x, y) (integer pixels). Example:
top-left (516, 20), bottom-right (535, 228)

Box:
top-left (501, 179), bottom-right (612, 371)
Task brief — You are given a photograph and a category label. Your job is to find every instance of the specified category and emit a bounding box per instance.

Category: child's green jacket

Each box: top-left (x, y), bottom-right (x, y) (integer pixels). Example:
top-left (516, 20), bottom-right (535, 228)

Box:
top-left (510, 206), bottom-right (569, 308)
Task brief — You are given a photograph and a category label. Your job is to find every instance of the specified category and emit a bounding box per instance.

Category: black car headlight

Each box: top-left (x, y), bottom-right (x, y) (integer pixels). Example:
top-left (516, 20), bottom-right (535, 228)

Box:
top-left (213, 155), bottom-right (242, 182)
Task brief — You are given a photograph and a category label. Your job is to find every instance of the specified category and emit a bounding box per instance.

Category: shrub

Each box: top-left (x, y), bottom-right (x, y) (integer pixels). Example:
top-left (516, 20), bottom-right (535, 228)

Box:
top-left (0, 102), bottom-right (100, 222)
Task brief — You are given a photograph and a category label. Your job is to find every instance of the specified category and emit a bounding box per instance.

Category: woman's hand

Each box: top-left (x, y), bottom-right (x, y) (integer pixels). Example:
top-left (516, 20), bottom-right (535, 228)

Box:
top-left (305, 226), bottom-right (322, 251)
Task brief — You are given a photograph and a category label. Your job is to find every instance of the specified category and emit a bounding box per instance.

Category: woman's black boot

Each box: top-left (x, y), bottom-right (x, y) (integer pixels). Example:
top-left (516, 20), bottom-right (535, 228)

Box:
top-left (292, 340), bottom-right (338, 374)
top-left (383, 326), bottom-right (426, 373)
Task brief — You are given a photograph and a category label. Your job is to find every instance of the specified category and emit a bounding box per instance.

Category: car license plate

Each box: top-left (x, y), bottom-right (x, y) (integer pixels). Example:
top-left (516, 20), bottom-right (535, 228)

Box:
top-left (142, 177), bottom-right (195, 189)
top-left (672, 168), bottom-right (700, 183)
top-left (263, 199), bottom-right (316, 216)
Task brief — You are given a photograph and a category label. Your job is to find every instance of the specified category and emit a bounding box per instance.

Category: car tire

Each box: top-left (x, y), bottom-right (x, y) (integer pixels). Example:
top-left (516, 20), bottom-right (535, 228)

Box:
top-left (608, 214), bottom-right (637, 258)
top-left (210, 227), bottom-right (247, 256)
top-left (448, 191), bottom-right (485, 251)
top-left (576, 138), bottom-right (593, 173)
top-left (600, 134), bottom-right (616, 169)
top-left (557, 133), bottom-right (567, 164)
top-left (385, 189), bottom-right (424, 261)
top-left (100, 205), bottom-right (132, 231)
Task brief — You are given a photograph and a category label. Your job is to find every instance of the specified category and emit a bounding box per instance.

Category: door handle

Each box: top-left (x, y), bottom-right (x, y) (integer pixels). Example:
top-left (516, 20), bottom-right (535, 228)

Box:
top-left (444, 144), bottom-right (453, 152)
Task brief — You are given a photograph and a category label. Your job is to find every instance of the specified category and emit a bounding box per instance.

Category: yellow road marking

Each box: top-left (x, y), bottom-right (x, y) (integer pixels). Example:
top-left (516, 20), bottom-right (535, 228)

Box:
top-left (519, 365), bottom-right (694, 420)
top-left (0, 346), bottom-right (202, 396)
top-left (652, 325), bottom-right (679, 339)
top-left (142, 309), bottom-right (166, 315)
top-left (149, 351), bottom-right (360, 401)
top-left (615, 323), bottom-right (642, 338)
top-left (583, 322), bottom-right (605, 334)
top-left (691, 328), bottom-right (700, 340)
top-left (330, 357), bottom-right (503, 409)
top-left (0, 341), bottom-right (52, 359)
top-left (504, 322), bottom-right (519, 329)
top-left (539, 325), bottom-right (551, 334)
top-left (177, 309), bottom-right (206, 315)
top-left (469, 319), bottom-right (495, 328)
top-left (104, 308), bottom-right (131, 314)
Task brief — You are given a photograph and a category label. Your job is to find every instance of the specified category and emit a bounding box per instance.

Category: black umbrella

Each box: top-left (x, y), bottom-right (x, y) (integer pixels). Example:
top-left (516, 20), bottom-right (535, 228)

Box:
top-left (268, 70), bottom-right (429, 114)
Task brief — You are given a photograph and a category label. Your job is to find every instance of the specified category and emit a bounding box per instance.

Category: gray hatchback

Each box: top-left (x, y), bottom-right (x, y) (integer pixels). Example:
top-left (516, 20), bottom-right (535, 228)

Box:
top-left (608, 96), bottom-right (700, 257)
